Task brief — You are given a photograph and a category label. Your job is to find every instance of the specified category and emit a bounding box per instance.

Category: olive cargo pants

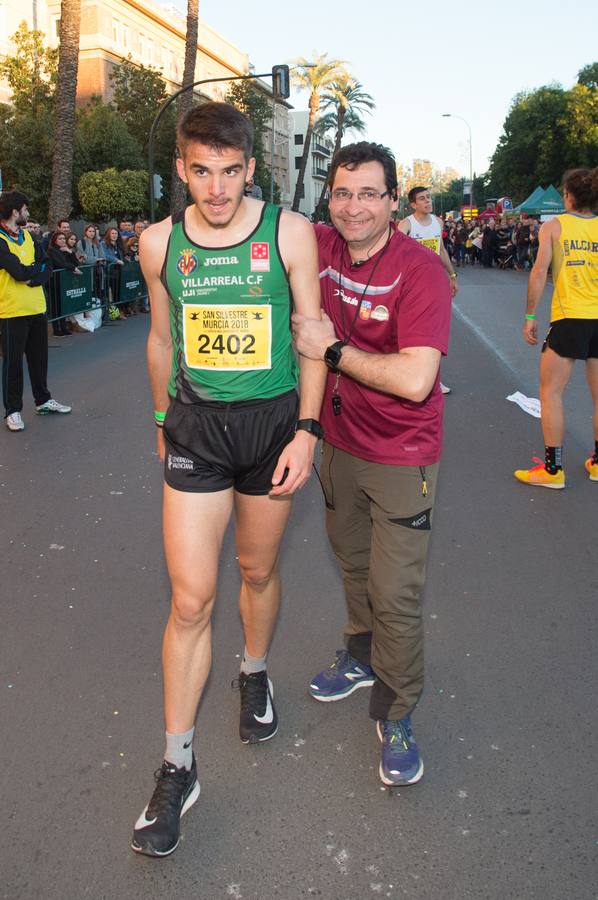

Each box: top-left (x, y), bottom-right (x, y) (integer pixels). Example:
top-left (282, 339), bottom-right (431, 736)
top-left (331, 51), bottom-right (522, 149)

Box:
top-left (320, 442), bottom-right (439, 721)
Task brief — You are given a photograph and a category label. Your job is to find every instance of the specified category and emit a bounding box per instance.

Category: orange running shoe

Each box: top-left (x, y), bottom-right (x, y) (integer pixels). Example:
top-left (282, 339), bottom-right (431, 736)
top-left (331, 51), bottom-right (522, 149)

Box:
top-left (584, 458), bottom-right (598, 481)
top-left (514, 457), bottom-right (565, 489)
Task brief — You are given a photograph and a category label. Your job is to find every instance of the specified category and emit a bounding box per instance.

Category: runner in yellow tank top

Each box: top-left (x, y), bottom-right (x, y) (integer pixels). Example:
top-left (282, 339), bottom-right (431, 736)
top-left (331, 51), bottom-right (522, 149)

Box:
top-left (514, 168), bottom-right (598, 489)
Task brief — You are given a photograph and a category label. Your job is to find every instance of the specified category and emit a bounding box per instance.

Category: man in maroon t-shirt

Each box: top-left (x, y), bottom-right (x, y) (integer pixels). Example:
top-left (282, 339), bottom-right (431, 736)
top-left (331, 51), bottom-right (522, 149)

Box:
top-left (292, 142), bottom-right (451, 787)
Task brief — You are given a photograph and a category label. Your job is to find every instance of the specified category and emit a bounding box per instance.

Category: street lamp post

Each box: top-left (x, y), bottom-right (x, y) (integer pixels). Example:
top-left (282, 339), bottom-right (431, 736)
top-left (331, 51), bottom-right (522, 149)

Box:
top-left (270, 94), bottom-right (276, 203)
top-left (148, 66), bottom-right (289, 222)
top-left (442, 112), bottom-right (473, 204)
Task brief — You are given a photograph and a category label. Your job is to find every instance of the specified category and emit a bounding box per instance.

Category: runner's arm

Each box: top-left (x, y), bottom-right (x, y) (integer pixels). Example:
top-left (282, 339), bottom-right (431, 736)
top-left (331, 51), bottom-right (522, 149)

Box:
top-left (437, 230), bottom-right (458, 296)
top-left (524, 219), bottom-right (558, 346)
top-left (270, 211), bottom-right (327, 496)
top-left (140, 221), bottom-right (172, 460)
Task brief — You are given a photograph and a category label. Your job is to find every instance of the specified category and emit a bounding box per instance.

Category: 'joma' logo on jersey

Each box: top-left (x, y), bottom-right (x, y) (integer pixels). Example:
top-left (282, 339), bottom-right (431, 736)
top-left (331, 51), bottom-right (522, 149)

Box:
top-left (203, 255), bottom-right (239, 266)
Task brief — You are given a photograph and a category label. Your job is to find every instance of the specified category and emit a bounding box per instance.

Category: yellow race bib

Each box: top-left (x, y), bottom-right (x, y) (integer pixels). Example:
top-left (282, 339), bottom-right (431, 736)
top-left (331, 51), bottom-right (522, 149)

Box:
top-left (417, 237), bottom-right (441, 254)
top-left (183, 304), bottom-right (272, 370)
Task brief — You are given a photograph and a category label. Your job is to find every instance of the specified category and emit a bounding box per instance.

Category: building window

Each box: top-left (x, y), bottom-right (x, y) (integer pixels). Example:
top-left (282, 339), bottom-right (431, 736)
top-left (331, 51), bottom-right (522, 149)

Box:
top-left (112, 20), bottom-right (119, 44)
top-left (146, 39), bottom-right (153, 64)
top-left (138, 34), bottom-right (145, 57)
top-left (294, 134), bottom-right (303, 145)
top-left (295, 156), bottom-right (303, 170)
top-left (122, 25), bottom-right (129, 49)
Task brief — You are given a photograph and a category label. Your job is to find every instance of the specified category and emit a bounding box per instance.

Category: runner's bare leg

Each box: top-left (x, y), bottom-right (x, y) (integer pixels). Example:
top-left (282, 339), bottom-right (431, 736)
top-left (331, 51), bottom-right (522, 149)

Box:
top-left (162, 484), bottom-right (234, 733)
top-left (585, 358), bottom-right (598, 442)
top-left (235, 493), bottom-right (293, 658)
top-left (539, 348), bottom-right (575, 446)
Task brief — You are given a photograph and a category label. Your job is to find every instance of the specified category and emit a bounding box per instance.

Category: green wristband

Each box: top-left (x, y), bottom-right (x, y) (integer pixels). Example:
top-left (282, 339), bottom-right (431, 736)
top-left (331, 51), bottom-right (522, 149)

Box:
top-left (154, 410), bottom-right (166, 423)
top-left (525, 314), bottom-right (536, 320)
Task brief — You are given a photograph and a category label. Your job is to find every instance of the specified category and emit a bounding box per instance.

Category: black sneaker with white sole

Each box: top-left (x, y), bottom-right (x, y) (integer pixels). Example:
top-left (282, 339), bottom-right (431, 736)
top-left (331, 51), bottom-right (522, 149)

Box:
top-left (234, 670), bottom-right (278, 744)
top-left (131, 756), bottom-right (200, 857)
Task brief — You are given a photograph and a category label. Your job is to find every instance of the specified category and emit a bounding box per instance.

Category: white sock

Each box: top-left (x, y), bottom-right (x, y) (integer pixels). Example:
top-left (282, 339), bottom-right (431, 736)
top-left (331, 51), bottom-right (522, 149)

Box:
top-left (165, 726), bottom-right (194, 771)
top-left (240, 647), bottom-right (267, 675)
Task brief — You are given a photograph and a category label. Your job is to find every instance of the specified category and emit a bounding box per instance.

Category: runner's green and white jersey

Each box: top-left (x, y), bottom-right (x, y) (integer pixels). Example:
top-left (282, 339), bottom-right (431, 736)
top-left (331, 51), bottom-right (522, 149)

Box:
top-left (163, 203), bottom-right (297, 402)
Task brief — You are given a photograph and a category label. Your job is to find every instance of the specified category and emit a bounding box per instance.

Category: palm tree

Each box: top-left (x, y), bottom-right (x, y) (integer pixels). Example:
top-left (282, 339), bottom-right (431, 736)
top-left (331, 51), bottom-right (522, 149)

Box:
top-left (289, 53), bottom-right (347, 213)
top-left (47, 0), bottom-right (82, 227)
top-left (313, 77), bottom-right (375, 219)
top-left (170, 0), bottom-right (199, 215)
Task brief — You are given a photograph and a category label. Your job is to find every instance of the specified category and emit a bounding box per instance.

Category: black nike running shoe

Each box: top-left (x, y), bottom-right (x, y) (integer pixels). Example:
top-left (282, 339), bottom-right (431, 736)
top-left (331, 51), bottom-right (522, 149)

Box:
top-left (131, 756), bottom-right (200, 857)
top-left (233, 670), bottom-right (278, 744)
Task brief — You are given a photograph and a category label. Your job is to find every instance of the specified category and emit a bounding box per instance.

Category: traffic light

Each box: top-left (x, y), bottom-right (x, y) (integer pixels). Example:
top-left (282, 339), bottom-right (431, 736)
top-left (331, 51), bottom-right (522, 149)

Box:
top-left (152, 174), bottom-right (163, 201)
top-left (272, 65), bottom-right (290, 100)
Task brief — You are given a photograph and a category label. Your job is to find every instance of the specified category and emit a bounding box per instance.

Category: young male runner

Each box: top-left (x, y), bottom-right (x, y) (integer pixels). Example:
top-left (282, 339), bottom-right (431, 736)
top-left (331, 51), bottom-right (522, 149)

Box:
top-left (399, 186), bottom-right (457, 393)
top-left (293, 143), bottom-right (451, 787)
top-left (515, 167), bottom-right (598, 488)
top-left (132, 102), bottom-right (326, 857)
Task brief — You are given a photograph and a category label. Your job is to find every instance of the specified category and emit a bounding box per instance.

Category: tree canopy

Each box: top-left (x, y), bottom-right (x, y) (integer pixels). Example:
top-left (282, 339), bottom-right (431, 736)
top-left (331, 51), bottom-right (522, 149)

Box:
top-left (486, 66), bottom-right (598, 202)
top-left (0, 26), bottom-right (177, 220)
top-left (78, 168), bottom-right (148, 221)
top-left (289, 52), bottom-right (348, 212)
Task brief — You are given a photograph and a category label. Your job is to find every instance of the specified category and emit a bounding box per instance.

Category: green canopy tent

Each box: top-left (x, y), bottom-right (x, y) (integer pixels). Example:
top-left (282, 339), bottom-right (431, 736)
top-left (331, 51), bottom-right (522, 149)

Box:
top-left (512, 185), bottom-right (545, 212)
top-left (513, 184), bottom-right (564, 216)
top-left (534, 185), bottom-right (565, 216)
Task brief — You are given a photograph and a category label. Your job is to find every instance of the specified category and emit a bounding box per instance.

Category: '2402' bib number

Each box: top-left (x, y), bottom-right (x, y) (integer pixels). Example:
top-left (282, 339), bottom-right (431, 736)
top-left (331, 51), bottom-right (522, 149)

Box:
top-left (183, 304), bottom-right (272, 370)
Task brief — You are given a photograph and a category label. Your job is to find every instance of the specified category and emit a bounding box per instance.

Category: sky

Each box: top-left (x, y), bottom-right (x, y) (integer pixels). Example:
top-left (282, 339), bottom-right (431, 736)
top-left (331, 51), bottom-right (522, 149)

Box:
top-left (191, 0), bottom-right (597, 184)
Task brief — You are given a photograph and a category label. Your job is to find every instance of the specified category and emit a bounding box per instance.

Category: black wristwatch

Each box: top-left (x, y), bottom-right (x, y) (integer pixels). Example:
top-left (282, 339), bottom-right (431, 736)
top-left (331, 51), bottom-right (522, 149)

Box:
top-left (296, 418), bottom-right (324, 440)
top-left (324, 340), bottom-right (345, 370)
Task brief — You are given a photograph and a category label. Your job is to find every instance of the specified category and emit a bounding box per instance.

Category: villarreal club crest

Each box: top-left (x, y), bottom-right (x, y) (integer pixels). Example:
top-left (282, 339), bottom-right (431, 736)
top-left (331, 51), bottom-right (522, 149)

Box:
top-left (177, 249), bottom-right (199, 277)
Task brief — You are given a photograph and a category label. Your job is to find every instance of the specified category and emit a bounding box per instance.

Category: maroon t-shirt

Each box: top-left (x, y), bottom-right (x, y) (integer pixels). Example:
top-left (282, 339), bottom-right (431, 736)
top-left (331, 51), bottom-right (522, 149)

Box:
top-left (315, 223), bottom-right (451, 466)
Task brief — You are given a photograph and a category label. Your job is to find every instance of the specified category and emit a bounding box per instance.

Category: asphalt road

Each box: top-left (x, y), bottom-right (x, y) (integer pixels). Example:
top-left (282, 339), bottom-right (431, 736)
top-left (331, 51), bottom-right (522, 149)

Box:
top-left (2, 268), bottom-right (597, 900)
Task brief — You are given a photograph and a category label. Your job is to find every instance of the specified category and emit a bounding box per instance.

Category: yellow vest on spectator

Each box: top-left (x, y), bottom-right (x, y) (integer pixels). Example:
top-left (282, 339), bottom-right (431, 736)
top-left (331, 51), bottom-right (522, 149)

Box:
top-left (0, 230), bottom-right (47, 318)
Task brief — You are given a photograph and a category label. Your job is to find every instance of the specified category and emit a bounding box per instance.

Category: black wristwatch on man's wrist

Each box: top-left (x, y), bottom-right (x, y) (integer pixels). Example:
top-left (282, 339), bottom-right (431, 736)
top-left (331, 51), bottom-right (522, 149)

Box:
top-left (324, 340), bottom-right (345, 370)
top-left (296, 418), bottom-right (324, 440)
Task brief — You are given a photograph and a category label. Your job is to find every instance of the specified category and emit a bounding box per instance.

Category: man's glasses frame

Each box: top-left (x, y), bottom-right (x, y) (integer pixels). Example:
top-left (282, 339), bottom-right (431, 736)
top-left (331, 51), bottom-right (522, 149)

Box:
top-left (329, 189), bottom-right (392, 205)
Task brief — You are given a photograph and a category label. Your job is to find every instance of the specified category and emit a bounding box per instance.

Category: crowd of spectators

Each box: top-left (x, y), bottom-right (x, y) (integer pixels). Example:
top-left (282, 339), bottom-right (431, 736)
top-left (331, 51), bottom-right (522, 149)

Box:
top-left (24, 216), bottom-right (149, 335)
top-left (440, 217), bottom-right (541, 271)
top-left (22, 210), bottom-right (543, 338)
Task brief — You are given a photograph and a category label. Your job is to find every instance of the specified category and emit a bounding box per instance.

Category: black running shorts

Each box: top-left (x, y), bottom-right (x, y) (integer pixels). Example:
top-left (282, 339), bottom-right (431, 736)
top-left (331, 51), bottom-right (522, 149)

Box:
top-left (543, 318), bottom-right (598, 360)
top-left (162, 390), bottom-right (298, 494)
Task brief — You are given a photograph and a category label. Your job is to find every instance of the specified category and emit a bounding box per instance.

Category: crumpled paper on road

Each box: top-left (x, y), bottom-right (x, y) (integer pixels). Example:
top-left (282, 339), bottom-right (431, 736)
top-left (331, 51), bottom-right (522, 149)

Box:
top-left (506, 391), bottom-right (541, 418)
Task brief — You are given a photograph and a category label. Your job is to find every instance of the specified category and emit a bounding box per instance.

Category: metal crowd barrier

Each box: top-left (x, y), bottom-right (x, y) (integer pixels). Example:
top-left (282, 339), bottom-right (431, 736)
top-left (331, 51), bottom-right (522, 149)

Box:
top-left (45, 261), bottom-right (148, 322)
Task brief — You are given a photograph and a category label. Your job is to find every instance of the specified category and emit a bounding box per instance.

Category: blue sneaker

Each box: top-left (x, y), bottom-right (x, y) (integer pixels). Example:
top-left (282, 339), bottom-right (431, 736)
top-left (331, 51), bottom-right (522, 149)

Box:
top-left (309, 649), bottom-right (375, 702)
top-left (376, 717), bottom-right (424, 786)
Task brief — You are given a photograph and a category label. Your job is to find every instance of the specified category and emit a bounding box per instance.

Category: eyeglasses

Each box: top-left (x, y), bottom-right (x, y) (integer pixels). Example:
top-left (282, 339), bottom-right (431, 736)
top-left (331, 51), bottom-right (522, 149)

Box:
top-left (329, 189), bottom-right (391, 204)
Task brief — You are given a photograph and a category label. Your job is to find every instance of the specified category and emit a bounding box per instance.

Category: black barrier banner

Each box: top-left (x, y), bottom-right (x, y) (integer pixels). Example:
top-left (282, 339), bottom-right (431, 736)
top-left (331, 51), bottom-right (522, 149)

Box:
top-left (59, 267), bottom-right (94, 316)
top-left (119, 261), bottom-right (146, 304)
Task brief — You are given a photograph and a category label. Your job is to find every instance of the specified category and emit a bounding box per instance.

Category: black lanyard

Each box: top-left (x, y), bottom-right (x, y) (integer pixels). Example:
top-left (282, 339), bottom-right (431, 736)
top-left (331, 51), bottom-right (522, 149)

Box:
top-left (332, 227), bottom-right (392, 416)
top-left (337, 225), bottom-right (392, 343)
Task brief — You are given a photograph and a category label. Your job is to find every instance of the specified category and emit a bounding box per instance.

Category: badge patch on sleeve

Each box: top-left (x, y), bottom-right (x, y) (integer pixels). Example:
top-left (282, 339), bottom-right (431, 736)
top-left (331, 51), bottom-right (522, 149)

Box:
top-left (389, 509), bottom-right (432, 531)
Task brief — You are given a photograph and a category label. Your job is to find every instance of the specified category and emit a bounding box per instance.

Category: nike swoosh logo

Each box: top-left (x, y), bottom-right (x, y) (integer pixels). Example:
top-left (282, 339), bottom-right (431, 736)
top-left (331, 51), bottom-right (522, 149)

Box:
top-left (183, 740), bottom-right (192, 749)
top-left (134, 805), bottom-right (157, 830)
top-left (253, 680), bottom-right (274, 724)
